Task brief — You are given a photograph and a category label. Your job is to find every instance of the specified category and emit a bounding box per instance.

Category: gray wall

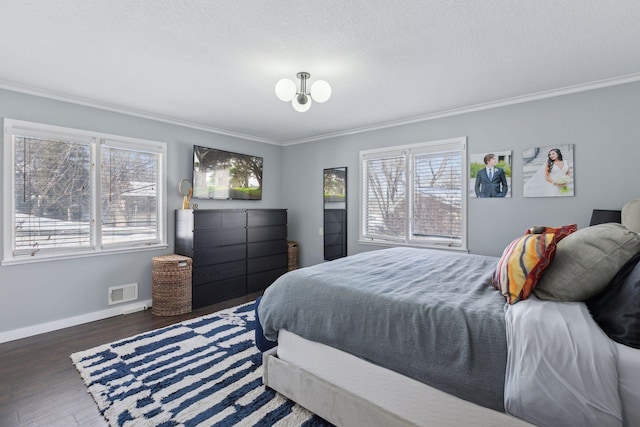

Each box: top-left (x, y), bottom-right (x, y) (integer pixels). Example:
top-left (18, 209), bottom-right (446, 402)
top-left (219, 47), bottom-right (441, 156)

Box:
top-left (0, 89), bottom-right (284, 335)
top-left (283, 82), bottom-right (640, 267)
top-left (2, 81), bottom-right (639, 337)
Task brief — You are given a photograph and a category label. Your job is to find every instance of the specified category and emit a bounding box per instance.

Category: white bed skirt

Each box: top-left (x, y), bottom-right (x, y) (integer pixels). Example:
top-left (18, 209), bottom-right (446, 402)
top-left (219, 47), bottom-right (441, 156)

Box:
top-left (263, 329), bottom-right (532, 427)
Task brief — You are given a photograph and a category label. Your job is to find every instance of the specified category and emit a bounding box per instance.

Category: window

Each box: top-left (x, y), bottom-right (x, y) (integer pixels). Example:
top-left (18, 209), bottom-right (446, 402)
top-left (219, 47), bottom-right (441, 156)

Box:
top-left (3, 119), bottom-right (167, 264)
top-left (360, 137), bottom-right (467, 250)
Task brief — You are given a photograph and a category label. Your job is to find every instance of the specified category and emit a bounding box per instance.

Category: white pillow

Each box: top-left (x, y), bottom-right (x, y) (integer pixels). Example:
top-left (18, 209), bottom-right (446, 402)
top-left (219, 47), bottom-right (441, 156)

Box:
top-left (504, 296), bottom-right (622, 427)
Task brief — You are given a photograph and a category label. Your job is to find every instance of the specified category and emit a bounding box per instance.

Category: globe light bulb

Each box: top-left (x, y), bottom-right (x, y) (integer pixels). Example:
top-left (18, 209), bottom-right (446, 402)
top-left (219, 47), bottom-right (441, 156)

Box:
top-left (292, 94), bottom-right (312, 112)
top-left (310, 80), bottom-right (331, 103)
top-left (275, 78), bottom-right (296, 102)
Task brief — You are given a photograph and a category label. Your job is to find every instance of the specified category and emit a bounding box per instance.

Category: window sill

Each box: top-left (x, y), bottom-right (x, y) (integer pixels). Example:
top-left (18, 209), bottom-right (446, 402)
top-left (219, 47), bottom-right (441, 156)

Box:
top-left (1, 243), bottom-right (169, 266)
top-left (358, 239), bottom-right (469, 254)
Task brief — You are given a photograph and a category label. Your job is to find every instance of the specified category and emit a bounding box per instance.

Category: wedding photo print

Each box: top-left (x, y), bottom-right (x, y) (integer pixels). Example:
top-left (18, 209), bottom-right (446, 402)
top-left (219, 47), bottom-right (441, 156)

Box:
top-left (522, 144), bottom-right (574, 197)
top-left (470, 151), bottom-right (512, 198)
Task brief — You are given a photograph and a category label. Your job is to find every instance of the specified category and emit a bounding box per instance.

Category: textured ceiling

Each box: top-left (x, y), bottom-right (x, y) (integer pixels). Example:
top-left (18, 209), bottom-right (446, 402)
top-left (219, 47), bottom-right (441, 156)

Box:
top-left (1, 0), bottom-right (639, 145)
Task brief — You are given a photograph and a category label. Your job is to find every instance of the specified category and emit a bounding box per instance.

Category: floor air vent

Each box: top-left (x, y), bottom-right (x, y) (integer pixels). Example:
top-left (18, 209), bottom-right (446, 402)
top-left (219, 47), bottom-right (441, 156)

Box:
top-left (108, 283), bottom-right (138, 305)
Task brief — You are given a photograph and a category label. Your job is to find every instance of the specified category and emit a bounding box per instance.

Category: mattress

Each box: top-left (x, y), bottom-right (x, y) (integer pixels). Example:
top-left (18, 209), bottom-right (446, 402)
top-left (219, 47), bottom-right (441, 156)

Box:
top-left (275, 329), bottom-right (532, 426)
top-left (259, 247), bottom-right (507, 411)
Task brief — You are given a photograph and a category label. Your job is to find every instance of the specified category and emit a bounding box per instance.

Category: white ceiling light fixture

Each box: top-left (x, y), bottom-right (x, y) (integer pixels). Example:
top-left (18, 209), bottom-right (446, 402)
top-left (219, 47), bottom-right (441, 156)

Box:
top-left (275, 72), bottom-right (331, 112)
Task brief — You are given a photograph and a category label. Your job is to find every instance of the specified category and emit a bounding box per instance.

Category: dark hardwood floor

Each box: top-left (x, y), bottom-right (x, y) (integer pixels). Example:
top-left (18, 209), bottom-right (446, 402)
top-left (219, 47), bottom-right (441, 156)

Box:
top-left (0, 293), bottom-right (262, 427)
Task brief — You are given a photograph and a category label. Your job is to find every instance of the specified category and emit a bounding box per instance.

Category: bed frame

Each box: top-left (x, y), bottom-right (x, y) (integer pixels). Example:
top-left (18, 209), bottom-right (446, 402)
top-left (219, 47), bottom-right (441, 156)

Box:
top-left (262, 331), bottom-right (533, 427)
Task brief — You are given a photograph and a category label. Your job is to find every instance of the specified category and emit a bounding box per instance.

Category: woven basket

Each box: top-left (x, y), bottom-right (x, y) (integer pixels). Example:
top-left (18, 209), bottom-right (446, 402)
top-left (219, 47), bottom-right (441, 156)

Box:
top-left (152, 254), bottom-right (192, 316)
top-left (287, 241), bottom-right (299, 271)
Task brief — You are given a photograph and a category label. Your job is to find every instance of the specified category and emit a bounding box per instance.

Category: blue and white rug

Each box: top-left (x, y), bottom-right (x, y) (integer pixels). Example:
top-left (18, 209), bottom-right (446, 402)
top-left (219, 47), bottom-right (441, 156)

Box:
top-left (71, 302), bottom-right (332, 427)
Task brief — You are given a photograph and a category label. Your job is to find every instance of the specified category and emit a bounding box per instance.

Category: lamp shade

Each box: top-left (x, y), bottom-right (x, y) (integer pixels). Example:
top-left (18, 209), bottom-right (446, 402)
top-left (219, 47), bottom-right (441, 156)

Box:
top-left (310, 80), bottom-right (331, 103)
top-left (275, 78), bottom-right (296, 102)
top-left (292, 93), bottom-right (312, 112)
top-left (589, 209), bottom-right (622, 226)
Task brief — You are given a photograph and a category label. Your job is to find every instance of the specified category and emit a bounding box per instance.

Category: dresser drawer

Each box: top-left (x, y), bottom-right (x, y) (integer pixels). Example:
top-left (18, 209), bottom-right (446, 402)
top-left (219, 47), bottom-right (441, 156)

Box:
top-left (247, 267), bottom-right (288, 293)
top-left (193, 244), bottom-right (246, 267)
top-left (194, 210), bottom-right (246, 230)
top-left (247, 254), bottom-right (288, 274)
top-left (175, 208), bottom-right (287, 307)
top-left (247, 225), bottom-right (287, 243)
top-left (192, 277), bottom-right (246, 309)
top-left (247, 240), bottom-right (287, 258)
top-left (194, 228), bottom-right (246, 248)
top-left (193, 260), bottom-right (246, 286)
top-left (247, 210), bottom-right (287, 227)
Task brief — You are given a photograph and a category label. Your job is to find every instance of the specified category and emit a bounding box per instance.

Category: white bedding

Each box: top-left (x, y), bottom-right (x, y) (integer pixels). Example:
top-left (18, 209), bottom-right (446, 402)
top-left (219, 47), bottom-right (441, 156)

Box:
top-left (615, 342), bottom-right (640, 427)
top-left (505, 296), bottom-right (623, 427)
top-left (259, 247), bottom-right (640, 426)
top-left (268, 303), bottom-right (640, 427)
top-left (275, 329), bottom-right (532, 426)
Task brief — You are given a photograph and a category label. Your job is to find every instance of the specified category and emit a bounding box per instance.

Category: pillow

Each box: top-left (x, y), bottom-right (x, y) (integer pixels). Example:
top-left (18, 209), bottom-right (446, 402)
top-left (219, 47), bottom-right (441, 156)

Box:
top-left (622, 199), bottom-right (640, 233)
top-left (534, 223), bottom-right (640, 302)
top-left (527, 223), bottom-right (577, 242)
top-left (587, 252), bottom-right (640, 349)
top-left (493, 232), bottom-right (557, 304)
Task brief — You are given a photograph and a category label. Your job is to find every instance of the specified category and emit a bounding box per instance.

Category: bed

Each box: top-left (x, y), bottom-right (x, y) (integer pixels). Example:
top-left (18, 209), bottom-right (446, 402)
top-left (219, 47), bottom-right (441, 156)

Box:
top-left (257, 202), bottom-right (640, 427)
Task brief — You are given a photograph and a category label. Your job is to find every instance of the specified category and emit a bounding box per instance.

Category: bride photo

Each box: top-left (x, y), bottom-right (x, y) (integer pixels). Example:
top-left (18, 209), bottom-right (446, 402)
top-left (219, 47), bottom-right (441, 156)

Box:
top-left (523, 144), bottom-right (574, 197)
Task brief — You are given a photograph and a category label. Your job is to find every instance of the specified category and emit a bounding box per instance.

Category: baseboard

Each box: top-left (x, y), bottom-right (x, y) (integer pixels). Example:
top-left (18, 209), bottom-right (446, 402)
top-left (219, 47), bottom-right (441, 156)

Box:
top-left (0, 299), bottom-right (152, 344)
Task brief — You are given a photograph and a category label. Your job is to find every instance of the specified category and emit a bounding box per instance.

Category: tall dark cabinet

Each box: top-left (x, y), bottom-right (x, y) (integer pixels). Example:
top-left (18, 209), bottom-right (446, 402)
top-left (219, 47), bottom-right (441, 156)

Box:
top-left (323, 209), bottom-right (347, 260)
top-left (175, 209), bottom-right (288, 309)
top-left (323, 167), bottom-right (347, 260)
top-left (246, 210), bottom-right (288, 293)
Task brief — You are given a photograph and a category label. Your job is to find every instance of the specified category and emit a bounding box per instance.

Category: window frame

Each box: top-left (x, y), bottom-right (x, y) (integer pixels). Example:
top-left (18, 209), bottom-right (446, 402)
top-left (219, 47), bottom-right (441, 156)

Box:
top-left (2, 119), bottom-right (168, 265)
top-left (359, 137), bottom-right (468, 251)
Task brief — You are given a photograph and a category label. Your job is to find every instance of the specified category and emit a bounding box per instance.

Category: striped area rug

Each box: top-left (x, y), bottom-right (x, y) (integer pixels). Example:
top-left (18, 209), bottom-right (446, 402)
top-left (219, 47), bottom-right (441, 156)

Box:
top-left (71, 302), bottom-right (332, 427)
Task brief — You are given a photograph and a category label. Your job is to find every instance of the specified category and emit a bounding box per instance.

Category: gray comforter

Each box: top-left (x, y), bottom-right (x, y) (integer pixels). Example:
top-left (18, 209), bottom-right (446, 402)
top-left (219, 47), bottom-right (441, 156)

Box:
top-left (258, 247), bottom-right (507, 411)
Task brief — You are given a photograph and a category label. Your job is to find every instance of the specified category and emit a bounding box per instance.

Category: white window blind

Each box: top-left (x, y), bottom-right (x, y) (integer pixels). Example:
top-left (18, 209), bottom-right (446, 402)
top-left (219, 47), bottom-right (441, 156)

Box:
top-left (360, 137), bottom-right (467, 249)
top-left (411, 149), bottom-right (463, 246)
top-left (362, 151), bottom-right (406, 242)
top-left (3, 119), bottom-right (167, 264)
top-left (14, 136), bottom-right (92, 254)
top-left (101, 142), bottom-right (160, 246)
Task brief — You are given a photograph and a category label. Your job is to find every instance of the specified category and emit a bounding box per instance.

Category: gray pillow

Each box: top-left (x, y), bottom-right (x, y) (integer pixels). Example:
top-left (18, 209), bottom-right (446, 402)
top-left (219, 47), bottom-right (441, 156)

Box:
top-left (534, 223), bottom-right (640, 301)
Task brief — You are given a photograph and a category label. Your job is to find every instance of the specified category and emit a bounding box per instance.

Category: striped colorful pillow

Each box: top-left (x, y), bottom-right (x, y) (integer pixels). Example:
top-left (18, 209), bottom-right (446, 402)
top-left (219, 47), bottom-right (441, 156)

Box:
top-left (527, 224), bottom-right (577, 242)
top-left (493, 232), bottom-right (557, 304)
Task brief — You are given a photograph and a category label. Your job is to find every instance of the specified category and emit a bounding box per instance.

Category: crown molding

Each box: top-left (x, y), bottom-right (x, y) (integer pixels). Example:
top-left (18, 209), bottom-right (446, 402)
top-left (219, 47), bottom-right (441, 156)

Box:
top-left (3, 73), bottom-right (640, 147)
top-left (0, 81), bottom-right (278, 145)
top-left (280, 73), bottom-right (640, 146)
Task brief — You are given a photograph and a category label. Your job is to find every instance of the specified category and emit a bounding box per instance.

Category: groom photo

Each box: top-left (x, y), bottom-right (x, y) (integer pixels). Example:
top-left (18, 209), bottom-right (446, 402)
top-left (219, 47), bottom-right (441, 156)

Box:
top-left (472, 152), bottom-right (511, 198)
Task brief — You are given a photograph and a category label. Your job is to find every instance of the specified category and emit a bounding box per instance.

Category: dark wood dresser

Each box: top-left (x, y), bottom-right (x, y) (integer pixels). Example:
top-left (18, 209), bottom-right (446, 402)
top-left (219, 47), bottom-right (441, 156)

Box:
top-left (175, 209), bottom-right (288, 308)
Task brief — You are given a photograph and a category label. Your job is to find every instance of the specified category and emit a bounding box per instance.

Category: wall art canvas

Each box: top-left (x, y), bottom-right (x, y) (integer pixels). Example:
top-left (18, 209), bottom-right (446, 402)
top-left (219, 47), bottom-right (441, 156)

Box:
top-left (523, 144), bottom-right (574, 197)
top-left (470, 150), bottom-right (512, 198)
